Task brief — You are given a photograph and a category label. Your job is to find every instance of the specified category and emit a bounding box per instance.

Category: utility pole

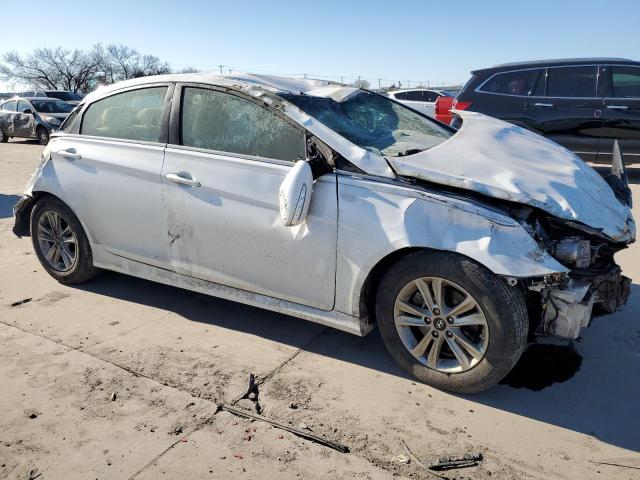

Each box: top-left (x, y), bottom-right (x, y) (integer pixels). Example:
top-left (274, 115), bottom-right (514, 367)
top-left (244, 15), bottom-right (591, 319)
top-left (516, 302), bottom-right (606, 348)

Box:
top-left (228, 69), bottom-right (232, 74)
top-left (303, 73), bottom-right (307, 78)
top-left (407, 80), bottom-right (411, 88)
top-left (217, 65), bottom-right (224, 74)
top-left (340, 76), bottom-right (344, 84)
top-left (378, 78), bottom-right (382, 90)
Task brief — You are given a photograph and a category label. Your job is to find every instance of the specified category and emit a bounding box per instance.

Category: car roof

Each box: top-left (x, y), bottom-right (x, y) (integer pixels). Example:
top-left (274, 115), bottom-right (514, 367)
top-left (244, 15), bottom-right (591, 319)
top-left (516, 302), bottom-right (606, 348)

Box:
top-left (83, 72), bottom-right (352, 105)
top-left (472, 57), bottom-right (639, 74)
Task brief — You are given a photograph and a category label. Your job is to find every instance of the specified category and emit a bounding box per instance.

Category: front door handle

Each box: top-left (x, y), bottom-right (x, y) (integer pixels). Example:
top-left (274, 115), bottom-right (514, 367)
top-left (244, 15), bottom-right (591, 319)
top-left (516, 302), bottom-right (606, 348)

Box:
top-left (165, 172), bottom-right (201, 187)
top-left (607, 105), bottom-right (629, 110)
top-left (57, 148), bottom-right (81, 160)
top-left (534, 102), bottom-right (555, 108)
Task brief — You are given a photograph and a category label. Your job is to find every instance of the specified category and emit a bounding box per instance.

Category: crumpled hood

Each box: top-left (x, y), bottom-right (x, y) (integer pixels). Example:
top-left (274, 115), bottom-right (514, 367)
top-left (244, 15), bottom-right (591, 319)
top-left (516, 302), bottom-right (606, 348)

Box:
top-left (389, 111), bottom-right (635, 243)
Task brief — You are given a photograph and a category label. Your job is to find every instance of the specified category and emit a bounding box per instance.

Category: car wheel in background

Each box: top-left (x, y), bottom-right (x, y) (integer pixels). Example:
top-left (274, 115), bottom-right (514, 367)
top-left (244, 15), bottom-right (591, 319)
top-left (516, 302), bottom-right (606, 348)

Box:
top-left (0, 128), bottom-right (8, 143)
top-left (376, 250), bottom-right (528, 393)
top-left (30, 196), bottom-right (100, 284)
top-left (37, 127), bottom-right (50, 145)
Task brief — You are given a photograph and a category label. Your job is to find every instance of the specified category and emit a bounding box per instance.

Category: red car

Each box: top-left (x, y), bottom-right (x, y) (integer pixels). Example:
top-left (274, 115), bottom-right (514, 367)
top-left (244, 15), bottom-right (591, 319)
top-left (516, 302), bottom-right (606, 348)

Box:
top-left (434, 95), bottom-right (454, 124)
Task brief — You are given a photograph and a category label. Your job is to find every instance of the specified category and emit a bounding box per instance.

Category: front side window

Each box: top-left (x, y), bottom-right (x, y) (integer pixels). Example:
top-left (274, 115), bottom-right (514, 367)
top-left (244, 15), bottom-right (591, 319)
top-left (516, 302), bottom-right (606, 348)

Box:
top-left (424, 91), bottom-right (439, 102)
top-left (17, 100), bottom-right (31, 112)
top-left (81, 86), bottom-right (167, 142)
top-left (45, 91), bottom-right (82, 102)
top-left (546, 66), bottom-right (597, 97)
top-left (180, 87), bottom-right (305, 161)
top-left (281, 90), bottom-right (452, 157)
top-left (393, 92), bottom-right (408, 100)
top-left (610, 66), bottom-right (640, 98)
top-left (3, 100), bottom-right (17, 111)
top-left (480, 70), bottom-right (538, 96)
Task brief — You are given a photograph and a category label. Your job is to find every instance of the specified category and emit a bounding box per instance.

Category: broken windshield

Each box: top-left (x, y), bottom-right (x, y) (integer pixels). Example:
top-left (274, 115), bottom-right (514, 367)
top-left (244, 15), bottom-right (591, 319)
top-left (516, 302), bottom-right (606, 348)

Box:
top-left (280, 90), bottom-right (452, 157)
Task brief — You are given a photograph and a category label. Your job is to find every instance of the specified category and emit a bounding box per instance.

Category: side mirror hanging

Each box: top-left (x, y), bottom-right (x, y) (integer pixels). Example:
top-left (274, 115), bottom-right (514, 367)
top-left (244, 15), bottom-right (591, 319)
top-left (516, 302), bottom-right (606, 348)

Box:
top-left (279, 160), bottom-right (313, 227)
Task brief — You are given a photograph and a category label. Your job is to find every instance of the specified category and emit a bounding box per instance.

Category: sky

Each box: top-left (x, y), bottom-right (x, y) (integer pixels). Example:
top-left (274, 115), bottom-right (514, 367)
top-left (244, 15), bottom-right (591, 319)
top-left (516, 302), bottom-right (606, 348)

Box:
top-left (1, 0), bottom-right (639, 91)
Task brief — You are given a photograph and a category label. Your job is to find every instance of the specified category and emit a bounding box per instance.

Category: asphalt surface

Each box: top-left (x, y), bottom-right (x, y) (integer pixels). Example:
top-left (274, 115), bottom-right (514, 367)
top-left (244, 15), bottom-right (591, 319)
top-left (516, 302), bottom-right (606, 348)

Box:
top-left (1, 139), bottom-right (639, 479)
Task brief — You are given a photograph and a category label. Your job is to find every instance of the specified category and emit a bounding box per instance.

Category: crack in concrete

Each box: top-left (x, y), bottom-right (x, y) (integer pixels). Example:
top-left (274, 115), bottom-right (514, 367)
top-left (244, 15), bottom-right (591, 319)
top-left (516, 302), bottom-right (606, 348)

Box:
top-left (0, 318), bottom-right (331, 479)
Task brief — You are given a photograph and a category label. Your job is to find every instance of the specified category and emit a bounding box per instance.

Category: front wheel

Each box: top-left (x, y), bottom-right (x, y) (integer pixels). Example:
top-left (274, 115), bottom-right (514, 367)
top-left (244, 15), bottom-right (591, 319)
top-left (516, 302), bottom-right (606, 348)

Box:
top-left (30, 196), bottom-right (100, 284)
top-left (376, 251), bottom-right (528, 393)
top-left (37, 127), bottom-right (50, 145)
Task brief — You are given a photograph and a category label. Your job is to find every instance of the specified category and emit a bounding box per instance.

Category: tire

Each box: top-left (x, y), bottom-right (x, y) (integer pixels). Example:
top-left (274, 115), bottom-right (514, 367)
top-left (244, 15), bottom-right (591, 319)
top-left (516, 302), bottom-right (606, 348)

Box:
top-left (0, 128), bottom-right (8, 143)
top-left (37, 127), bottom-right (50, 145)
top-left (376, 250), bottom-right (528, 394)
top-left (30, 196), bottom-right (100, 284)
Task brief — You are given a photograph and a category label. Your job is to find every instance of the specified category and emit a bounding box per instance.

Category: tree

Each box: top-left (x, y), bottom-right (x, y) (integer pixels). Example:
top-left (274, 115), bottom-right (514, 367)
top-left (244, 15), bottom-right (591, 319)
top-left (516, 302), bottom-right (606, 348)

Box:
top-left (92, 44), bottom-right (171, 84)
top-left (0, 47), bottom-right (99, 92)
top-left (352, 78), bottom-right (371, 89)
top-left (0, 44), bottom-right (171, 92)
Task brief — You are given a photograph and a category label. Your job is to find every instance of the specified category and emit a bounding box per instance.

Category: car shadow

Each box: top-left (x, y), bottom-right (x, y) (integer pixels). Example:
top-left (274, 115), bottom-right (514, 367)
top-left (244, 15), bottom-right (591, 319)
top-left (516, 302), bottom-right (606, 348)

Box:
top-left (0, 194), bottom-right (20, 219)
top-left (72, 273), bottom-right (640, 452)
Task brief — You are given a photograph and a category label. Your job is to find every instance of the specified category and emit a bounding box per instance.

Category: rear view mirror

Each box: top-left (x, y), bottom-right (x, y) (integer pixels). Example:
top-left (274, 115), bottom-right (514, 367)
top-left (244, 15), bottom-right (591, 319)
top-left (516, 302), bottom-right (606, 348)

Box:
top-left (22, 108), bottom-right (33, 115)
top-left (279, 161), bottom-right (313, 227)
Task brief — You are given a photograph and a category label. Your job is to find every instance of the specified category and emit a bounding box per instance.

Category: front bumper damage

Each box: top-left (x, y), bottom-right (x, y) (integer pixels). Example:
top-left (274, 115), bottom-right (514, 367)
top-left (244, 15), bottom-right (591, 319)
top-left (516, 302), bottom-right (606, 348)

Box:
top-left (538, 266), bottom-right (631, 339)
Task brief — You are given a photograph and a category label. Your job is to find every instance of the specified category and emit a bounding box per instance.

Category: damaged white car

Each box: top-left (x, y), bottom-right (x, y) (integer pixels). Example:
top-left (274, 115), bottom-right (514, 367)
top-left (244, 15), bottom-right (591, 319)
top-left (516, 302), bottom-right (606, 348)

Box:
top-left (13, 73), bottom-right (635, 393)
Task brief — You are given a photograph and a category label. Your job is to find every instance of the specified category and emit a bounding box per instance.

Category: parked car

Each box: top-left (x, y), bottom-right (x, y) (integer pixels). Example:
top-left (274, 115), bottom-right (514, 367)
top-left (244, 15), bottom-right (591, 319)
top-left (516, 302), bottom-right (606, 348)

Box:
top-left (13, 74), bottom-right (634, 393)
top-left (434, 95), bottom-right (454, 124)
top-left (0, 97), bottom-right (74, 144)
top-left (21, 90), bottom-right (84, 105)
top-left (387, 89), bottom-right (453, 116)
top-left (452, 58), bottom-right (640, 164)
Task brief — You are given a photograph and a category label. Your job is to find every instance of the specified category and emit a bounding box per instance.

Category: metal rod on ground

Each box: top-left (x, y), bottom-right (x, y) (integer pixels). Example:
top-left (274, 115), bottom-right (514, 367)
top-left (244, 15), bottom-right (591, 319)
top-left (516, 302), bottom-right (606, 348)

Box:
top-left (401, 440), bottom-right (449, 480)
top-left (219, 404), bottom-right (349, 453)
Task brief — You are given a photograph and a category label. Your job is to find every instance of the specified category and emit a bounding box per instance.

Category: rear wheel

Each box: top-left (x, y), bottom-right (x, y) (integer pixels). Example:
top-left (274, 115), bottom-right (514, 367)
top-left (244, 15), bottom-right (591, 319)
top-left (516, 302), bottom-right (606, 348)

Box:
top-left (30, 196), bottom-right (99, 284)
top-left (36, 127), bottom-right (49, 145)
top-left (376, 251), bottom-right (528, 393)
top-left (0, 128), bottom-right (8, 143)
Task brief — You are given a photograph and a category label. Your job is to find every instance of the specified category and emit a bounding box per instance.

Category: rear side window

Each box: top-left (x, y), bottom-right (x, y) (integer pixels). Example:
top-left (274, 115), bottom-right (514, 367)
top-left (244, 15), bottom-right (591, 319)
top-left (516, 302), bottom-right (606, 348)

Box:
top-left (424, 91), bottom-right (439, 102)
top-left (610, 66), bottom-right (640, 98)
top-left (403, 91), bottom-right (423, 101)
top-left (81, 87), bottom-right (167, 142)
top-left (393, 92), bottom-right (407, 100)
top-left (479, 70), bottom-right (538, 96)
top-left (546, 66), bottom-right (597, 97)
top-left (180, 87), bottom-right (305, 161)
top-left (2, 100), bottom-right (17, 111)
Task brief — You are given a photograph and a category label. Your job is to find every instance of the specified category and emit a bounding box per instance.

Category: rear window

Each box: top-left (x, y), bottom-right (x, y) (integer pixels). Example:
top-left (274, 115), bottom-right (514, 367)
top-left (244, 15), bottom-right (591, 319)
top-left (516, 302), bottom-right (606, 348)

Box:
top-left (81, 87), bottom-right (167, 142)
top-left (3, 100), bottom-right (17, 111)
top-left (610, 66), bottom-right (640, 98)
top-left (546, 66), bottom-right (597, 97)
top-left (479, 70), bottom-right (538, 96)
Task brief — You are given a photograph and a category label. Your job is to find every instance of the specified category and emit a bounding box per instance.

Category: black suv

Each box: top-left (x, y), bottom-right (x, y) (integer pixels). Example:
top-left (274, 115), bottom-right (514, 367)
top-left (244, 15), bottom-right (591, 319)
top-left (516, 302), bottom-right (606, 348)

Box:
top-left (453, 58), bottom-right (640, 164)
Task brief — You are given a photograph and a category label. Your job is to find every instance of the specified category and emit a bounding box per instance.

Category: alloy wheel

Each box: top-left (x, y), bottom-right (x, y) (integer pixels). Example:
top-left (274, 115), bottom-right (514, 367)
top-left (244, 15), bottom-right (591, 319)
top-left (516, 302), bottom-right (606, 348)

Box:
top-left (36, 210), bottom-right (78, 272)
top-left (38, 129), bottom-right (49, 145)
top-left (394, 276), bottom-right (489, 373)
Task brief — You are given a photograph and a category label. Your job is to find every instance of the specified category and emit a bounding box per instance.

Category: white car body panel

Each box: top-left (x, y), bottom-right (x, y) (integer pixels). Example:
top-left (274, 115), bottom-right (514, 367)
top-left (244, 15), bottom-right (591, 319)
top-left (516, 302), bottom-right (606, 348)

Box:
top-left (390, 111), bottom-right (636, 243)
top-left (162, 147), bottom-right (338, 310)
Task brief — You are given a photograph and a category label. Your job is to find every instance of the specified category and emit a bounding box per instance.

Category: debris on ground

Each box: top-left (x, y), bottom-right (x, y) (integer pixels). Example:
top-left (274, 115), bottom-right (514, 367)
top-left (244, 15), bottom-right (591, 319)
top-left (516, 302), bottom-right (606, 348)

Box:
top-left (288, 402), bottom-right (298, 409)
top-left (241, 373), bottom-right (262, 414)
top-left (10, 298), bottom-right (32, 307)
top-left (27, 467), bottom-right (40, 480)
top-left (220, 404), bottom-right (349, 453)
top-left (391, 454), bottom-right (410, 465)
top-left (110, 392), bottom-right (117, 401)
top-left (429, 452), bottom-right (483, 471)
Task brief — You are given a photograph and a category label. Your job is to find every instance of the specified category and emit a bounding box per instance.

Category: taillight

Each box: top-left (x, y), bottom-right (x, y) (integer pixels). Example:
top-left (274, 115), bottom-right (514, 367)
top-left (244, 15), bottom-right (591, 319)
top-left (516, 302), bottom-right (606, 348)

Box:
top-left (452, 99), bottom-right (472, 110)
top-left (434, 97), bottom-right (443, 115)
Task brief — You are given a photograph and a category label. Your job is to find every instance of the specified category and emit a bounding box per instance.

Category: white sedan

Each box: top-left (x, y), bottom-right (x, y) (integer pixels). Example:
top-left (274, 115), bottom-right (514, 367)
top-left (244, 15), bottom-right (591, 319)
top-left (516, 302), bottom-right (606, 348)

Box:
top-left (13, 73), bottom-right (634, 393)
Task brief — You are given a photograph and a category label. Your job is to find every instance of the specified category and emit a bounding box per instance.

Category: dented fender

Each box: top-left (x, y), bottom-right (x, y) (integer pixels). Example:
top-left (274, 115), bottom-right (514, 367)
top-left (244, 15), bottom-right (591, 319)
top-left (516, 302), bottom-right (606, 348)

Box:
top-left (334, 174), bottom-right (567, 317)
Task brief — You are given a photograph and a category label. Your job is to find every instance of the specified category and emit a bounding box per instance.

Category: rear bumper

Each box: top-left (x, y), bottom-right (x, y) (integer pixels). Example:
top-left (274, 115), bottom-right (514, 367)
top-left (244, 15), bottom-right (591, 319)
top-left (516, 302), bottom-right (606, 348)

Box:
top-left (542, 266), bottom-right (631, 339)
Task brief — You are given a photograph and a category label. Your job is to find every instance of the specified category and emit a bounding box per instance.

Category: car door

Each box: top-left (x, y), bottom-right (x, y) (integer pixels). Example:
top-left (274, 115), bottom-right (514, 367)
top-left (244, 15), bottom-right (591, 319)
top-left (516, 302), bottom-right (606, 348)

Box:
top-left (401, 90), bottom-right (431, 116)
top-left (474, 69), bottom-right (536, 128)
top-left (599, 64), bottom-right (640, 164)
top-left (525, 65), bottom-right (603, 162)
top-left (15, 100), bottom-right (36, 137)
top-left (49, 84), bottom-right (172, 267)
top-left (0, 100), bottom-right (18, 136)
top-left (162, 84), bottom-right (338, 310)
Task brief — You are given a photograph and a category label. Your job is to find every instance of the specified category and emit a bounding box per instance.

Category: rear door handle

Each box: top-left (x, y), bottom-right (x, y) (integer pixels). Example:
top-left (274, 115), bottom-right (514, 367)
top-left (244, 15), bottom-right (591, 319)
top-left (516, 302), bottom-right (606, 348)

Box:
top-left (534, 102), bottom-right (555, 108)
top-left (57, 148), bottom-right (81, 160)
top-left (165, 172), bottom-right (201, 187)
top-left (607, 105), bottom-right (628, 110)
